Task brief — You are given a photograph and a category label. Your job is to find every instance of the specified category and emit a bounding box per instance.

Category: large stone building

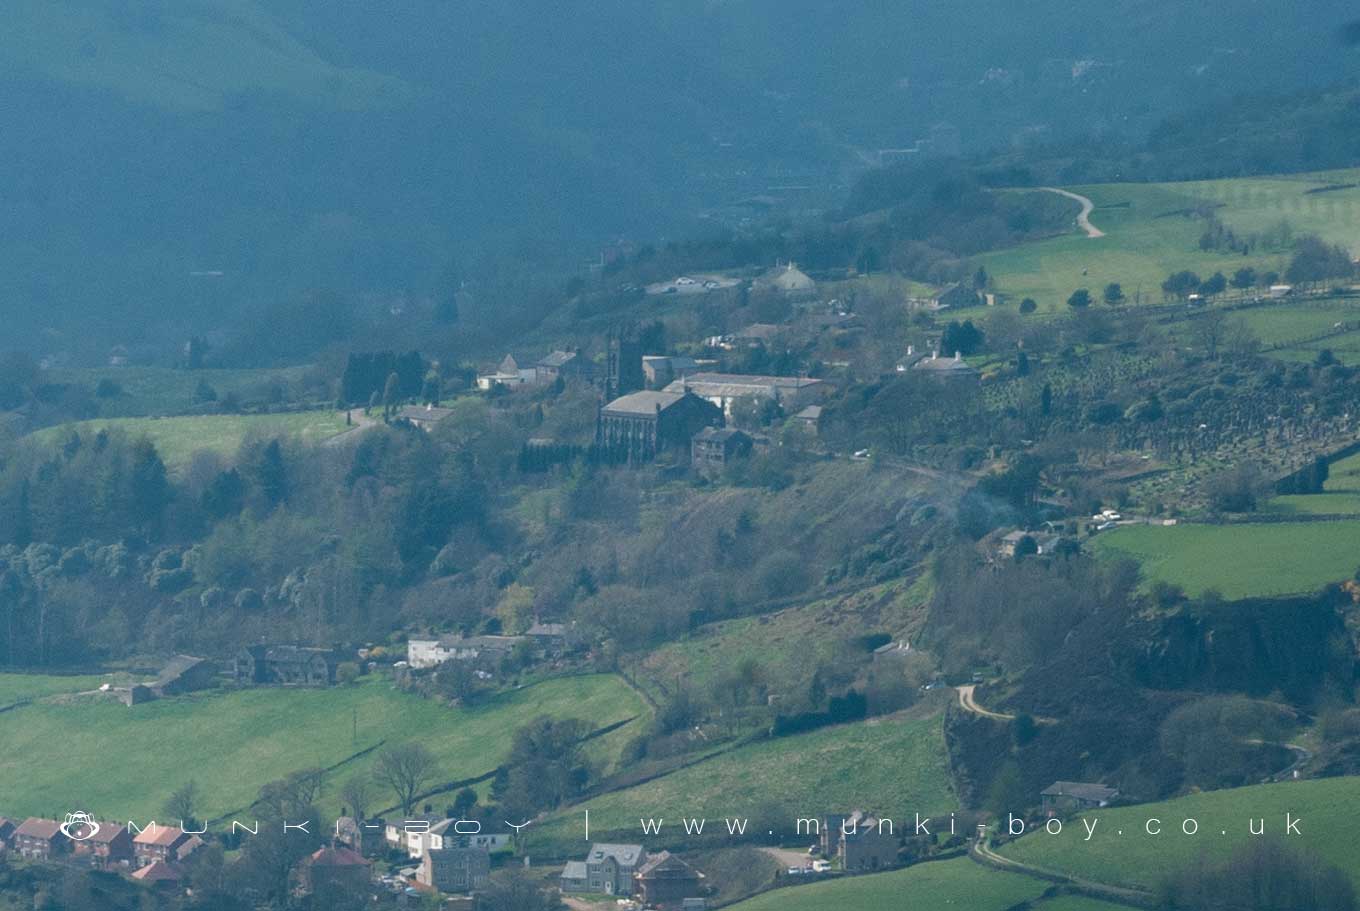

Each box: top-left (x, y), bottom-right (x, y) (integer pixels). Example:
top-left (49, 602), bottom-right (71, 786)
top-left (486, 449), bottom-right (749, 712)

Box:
top-left (596, 390), bottom-right (722, 462)
top-left (664, 372), bottom-right (826, 417)
top-left (417, 845), bottom-right (491, 893)
top-left (235, 645), bottom-right (340, 686)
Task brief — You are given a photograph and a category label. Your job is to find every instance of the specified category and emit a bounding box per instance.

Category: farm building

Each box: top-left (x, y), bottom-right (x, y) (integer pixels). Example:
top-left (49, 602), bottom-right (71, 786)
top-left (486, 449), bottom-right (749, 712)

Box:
top-left (397, 404), bottom-right (456, 431)
top-left (1041, 781), bottom-right (1120, 816)
top-left (560, 860), bottom-right (589, 892)
top-left (235, 645), bottom-right (340, 686)
top-left (153, 655), bottom-right (218, 696)
top-left (634, 851), bottom-right (706, 910)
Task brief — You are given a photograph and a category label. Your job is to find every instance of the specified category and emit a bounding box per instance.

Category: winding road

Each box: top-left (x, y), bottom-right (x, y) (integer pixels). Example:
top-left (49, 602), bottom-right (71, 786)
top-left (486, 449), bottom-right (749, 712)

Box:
top-left (1041, 187), bottom-right (1105, 238)
top-left (957, 684), bottom-right (1015, 721)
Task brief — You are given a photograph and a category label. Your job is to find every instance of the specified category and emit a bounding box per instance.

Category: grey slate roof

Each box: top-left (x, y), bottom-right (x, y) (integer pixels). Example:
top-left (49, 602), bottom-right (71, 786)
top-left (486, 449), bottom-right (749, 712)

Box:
top-left (589, 843), bottom-right (644, 866)
top-left (602, 390), bottom-right (687, 416)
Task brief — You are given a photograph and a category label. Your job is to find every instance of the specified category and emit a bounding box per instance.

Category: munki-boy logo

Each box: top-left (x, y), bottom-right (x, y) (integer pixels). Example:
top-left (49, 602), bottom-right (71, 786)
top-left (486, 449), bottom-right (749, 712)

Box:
top-left (59, 812), bottom-right (100, 841)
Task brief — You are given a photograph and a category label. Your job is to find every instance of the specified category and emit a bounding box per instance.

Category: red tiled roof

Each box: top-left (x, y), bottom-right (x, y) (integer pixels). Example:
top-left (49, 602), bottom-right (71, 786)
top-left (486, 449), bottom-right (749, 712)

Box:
top-left (15, 818), bottom-right (61, 839)
top-left (133, 825), bottom-right (186, 847)
top-left (131, 860), bottom-right (182, 882)
top-left (89, 824), bottom-right (128, 844)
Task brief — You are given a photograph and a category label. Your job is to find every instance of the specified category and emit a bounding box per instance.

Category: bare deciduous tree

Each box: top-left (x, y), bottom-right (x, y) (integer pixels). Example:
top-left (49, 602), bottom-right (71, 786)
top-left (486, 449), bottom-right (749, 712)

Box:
top-left (374, 743), bottom-right (438, 817)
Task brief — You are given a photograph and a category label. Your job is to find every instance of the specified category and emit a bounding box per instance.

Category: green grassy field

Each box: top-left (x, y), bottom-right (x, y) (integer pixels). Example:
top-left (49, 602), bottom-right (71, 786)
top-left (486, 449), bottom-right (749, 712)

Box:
top-left (726, 857), bottom-right (1048, 911)
top-left (30, 410), bottom-right (351, 471)
top-left (49, 365), bottom-right (316, 417)
top-left (532, 712), bottom-right (954, 849)
top-left (1091, 521), bottom-right (1360, 598)
top-left (0, 672), bottom-right (113, 705)
top-left (998, 777), bottom-right (1360, 891)
top-left (0, 674), bottom-right (646, 822)
top-left (979, 171), bottom-right (1360, 309)
top-left (1264, 493), bottom-right (1360, 516)
top-left (1328, 451), bottom-right (1360, 492)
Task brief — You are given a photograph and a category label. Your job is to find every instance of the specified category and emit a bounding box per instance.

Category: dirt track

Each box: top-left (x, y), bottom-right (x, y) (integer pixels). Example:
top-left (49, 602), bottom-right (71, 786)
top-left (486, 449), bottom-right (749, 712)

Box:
top-left (1041, 186), bottom-right (1105, 238)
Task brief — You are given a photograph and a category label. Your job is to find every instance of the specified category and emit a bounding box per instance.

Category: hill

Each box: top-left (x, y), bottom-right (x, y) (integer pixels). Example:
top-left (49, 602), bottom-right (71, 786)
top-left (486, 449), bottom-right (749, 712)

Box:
top-left (635, 576), bottom-right (932, 705)
top-left (979, 171), bottom-right (1360, 309)
top-left (0, 673), bottom-right (646, 822)
top-left (997, 776), bottom-right (1360, 891)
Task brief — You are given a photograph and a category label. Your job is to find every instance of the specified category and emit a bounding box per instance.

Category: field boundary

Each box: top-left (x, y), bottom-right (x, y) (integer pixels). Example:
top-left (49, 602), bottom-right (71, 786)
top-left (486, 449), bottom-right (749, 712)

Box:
top-left (970, 837), bottom-right (1154, 908)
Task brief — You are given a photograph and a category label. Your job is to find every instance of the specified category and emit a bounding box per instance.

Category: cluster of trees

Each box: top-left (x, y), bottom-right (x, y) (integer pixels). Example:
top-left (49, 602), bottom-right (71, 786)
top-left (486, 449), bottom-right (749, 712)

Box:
top-left (1158, 841), bottom-right (1355, 911)
top-left (339, 351), bottom-right (427, 406)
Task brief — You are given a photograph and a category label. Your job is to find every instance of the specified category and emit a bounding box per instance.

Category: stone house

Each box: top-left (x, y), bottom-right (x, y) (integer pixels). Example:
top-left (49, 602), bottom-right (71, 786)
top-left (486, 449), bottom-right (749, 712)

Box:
top-left (303, 845), bottom-right (372, 895)
top-left (691, 427), bottom-right (752, 474)
top-left (417, 845), bottom-right (490, 893)
top-left (235, 645), bottom-right (340, 686)
top-left (583, 843), bottom-right (645, 896)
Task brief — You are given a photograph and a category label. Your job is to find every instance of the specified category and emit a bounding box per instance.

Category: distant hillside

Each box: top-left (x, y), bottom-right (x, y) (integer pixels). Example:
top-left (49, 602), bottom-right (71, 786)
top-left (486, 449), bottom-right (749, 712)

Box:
top-left (5, 0), bottom-right (1359, 353)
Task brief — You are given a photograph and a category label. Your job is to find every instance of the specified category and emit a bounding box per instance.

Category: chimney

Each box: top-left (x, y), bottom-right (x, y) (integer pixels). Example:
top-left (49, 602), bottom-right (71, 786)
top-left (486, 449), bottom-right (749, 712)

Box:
top-left (954, 351), bottom-right (961, 362)
top-left (907, 344), bottom-right (914, 356)
top-left (931, 349), bottom-right (938, 360)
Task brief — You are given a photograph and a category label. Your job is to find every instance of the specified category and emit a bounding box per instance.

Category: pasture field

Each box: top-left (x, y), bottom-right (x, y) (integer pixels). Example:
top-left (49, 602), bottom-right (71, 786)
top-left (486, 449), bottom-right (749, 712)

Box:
top-left (979, 171), bottom-right (1360, 309)
top-left (725, 857), bottom-right (1048, 911)
top-left (998, 776), bottom-right (1360, 891)
top-left (0, 672), bottom-right (112, 705)
top-left (1264, 493), bottom-right (1360, 516)
top-left (1328, 451), bottom-right (1360, 491)
top-left (636, 575), bottom-right (931, 703)
top-left (1090, 521), bottom-right (1360, 598)
top-left (30, 410), bottom-right (351, 470)
top-left (1232, 299), bottom-right (1360, 346)
top-left (0, 673), bottom-right (646, 822)
top-left (531, 711), bottom-right (954, 848)
top-left (48, 365), bottom-right (317, 417)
